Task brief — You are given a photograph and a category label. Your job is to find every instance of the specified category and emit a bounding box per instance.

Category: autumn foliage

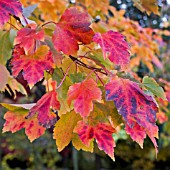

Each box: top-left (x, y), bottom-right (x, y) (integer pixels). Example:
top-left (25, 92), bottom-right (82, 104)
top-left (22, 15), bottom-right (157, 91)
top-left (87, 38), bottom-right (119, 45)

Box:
top-left (0, 0), bottom-right (169, 161)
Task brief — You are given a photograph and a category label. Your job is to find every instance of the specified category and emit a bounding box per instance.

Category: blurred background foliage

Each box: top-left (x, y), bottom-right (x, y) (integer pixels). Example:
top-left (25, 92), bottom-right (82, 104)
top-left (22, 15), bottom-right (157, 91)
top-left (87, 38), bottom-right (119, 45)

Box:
top-left (1, 0), bottom-right (170, 169)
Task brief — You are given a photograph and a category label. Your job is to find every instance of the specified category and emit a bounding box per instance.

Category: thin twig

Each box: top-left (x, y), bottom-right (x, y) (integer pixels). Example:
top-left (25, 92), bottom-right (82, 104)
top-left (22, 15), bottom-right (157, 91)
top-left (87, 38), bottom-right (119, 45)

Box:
top-left (69, 55), bottom-right (107, 75)
top-left (41, 21), bottom-right (57, 27)
top-left (79, 55), bottom-right (114, 76)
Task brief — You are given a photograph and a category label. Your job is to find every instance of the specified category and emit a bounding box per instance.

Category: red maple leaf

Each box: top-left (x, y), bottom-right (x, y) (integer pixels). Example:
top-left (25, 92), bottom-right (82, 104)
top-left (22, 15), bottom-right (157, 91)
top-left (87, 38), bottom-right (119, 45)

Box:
top-left (52, 7), bottom-right (94, 55)
top-left (74, 120), bottom-right (116, 160)
top-left (11, 45), bottom-right (54, 86)
top-left (14, 24), bottom-right (44, 55)
top-left (3, 111), bottom-right (46, 142)
top-left (105, 77), bottom-right (158, 152)
top-left (93, 31), bottom-right (130, 66)
top-left (67, 78), bottom-right (102, 117)
top-left (26, 81), bottom-right (60, 128)
top-left (0, 0), bottom-right (22, 27)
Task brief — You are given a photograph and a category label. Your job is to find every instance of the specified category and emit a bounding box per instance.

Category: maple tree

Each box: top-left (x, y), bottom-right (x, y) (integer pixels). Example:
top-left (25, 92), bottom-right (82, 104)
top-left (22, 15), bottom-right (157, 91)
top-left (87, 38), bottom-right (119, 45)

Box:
top-left (0, 0), bottom-right (169, 162)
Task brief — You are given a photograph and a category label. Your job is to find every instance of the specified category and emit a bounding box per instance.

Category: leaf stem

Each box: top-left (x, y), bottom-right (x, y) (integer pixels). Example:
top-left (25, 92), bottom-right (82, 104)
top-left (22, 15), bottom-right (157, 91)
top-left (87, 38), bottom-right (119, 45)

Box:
top-left (56, 61), bottom-right (75, 90)
top-left (85, 69), bottom-right (96, 80)
top-left (22, 14), bottom-right (28, 25)
top-left (94, 71), bottom-right (105, 86)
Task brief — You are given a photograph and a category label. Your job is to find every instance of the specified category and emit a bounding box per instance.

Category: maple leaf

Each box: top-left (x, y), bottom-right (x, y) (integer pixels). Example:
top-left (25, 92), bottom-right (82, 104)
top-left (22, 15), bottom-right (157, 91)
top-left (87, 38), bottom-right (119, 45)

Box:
top-left (74, 120), bottom-right (116, 160)
top-left (14, 24), bottom-right (44, 55)
top-left (93, 31), bottom-right (130, 67)
top-left (105, 77), bottom-right (159, 151)
top-left (2, 103), bottom-right (45, 142)
top-left (11, 45), bottom-right (54, 86)
top-left (26, 81), bottom-right (60, 128)
top-left (0, 0), bottom-right (22, 27)
top-left (53, 111), bottom-right (81, 151)
top-left (52, 7), bottom-right (94, 55)
top-left (67, 78), bottom-right (102, 117)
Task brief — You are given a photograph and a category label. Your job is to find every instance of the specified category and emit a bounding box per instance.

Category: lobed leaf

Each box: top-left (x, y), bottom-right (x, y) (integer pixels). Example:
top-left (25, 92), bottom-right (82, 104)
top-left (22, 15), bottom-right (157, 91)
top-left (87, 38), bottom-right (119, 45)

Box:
top-left (11, 45), bottom-right (54, 87)
top-left (14, 24), bottom-right (44, 55)
top-left (2, 103), bottom-right (45, 142)
top-left (26, 81), bottom-right (60, 128)
top-left (52, 7), bottom-right (94, 55)
top-left (74, 121), bottom-right (116, 160)
top-left (105, 77), bottom-right (159, 152)
top-left (93, 30), bottom-right (130, 67)
top-left (67, 78), bottom-right (102, 117)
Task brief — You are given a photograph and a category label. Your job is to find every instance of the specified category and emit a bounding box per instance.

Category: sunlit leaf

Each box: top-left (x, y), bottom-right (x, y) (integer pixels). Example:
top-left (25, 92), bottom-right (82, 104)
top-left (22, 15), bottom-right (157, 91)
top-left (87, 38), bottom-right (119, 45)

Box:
top-left (11, 45), bottom-right (54, 87)
top-left (2, 103), bottom-right (45, 142)
top-left (67, 78), bottom-right (102, 117)
top-left (52, 7), bottom-right (94, 55)
top-left (93, 31), bottom-right (130, 67)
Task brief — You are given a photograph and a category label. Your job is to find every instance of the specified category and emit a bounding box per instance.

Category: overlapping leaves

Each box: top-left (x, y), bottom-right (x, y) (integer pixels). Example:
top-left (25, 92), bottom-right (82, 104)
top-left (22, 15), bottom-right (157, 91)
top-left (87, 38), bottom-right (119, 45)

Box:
top-left (2, 103), bottom-right (46, 142)
top-left (0, 0), bottom-right (22, 27)
top-left (0, 1), bottom-right (166, 161)
top-left (26, 82), bottom-right (60, 128)
top-left (105, 77), bottom-right (159, 152)
top-left (52, 7), bottom-right (94, 55)
top-left (93, 30), bottom-right (130, 67)
top-left (11, 45), bottom-right (54, 86)
top-left (74, 121), bottom-right (116, 160)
